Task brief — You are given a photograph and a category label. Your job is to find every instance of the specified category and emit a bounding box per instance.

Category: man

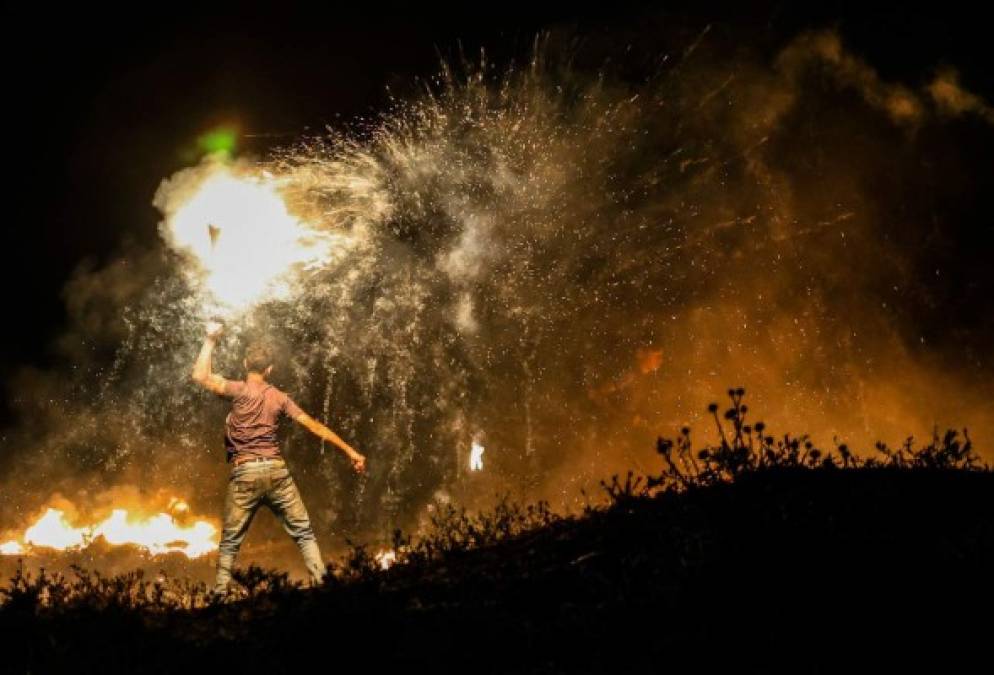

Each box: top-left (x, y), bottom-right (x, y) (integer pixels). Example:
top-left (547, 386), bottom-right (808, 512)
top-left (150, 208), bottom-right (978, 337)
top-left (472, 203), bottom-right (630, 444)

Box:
top-left (191, 321), bottom-right (365, 596)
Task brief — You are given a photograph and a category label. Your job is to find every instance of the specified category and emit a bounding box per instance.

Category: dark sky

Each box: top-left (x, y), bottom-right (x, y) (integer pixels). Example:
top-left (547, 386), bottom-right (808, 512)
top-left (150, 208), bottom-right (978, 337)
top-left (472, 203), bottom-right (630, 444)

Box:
top-left (2, 1), bottom-right (990, 400)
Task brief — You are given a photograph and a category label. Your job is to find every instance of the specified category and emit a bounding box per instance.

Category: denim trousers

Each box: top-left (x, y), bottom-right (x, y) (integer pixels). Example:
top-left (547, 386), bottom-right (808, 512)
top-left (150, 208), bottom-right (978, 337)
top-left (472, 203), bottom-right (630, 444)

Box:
top-left (213, 458), bottom-right (325, 592)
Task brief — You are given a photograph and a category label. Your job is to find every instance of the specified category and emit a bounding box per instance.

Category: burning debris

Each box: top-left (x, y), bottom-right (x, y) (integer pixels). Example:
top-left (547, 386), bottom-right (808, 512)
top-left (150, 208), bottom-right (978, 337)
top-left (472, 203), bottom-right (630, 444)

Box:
top-left (0, 500), bottom-right (218, 559)
top-left (0, 541), bottom-right (23, 556)
top-left (375, 549), bottom-right (397, 570)
top-left (469, 440), bottom-right (485, 472)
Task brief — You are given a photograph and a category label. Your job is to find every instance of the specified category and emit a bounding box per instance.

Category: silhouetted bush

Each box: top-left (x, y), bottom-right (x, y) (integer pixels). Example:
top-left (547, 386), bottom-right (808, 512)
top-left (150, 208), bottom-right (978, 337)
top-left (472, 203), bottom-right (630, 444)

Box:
top-left (638, 388), bottom-right (985, 497)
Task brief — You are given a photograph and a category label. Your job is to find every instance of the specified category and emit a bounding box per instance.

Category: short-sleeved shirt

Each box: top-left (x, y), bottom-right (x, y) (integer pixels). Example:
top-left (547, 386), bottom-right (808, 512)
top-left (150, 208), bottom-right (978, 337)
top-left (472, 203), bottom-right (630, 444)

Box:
top-left (221, 380), bottom-right (304, 461)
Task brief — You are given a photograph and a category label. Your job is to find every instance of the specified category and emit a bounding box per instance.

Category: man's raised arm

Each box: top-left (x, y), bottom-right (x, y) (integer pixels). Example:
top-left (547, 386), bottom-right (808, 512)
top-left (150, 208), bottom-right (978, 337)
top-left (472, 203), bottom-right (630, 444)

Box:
top-left (293, 412), bottom-right (366, 473)
top-left (191, 321), bottom-right (228, 395)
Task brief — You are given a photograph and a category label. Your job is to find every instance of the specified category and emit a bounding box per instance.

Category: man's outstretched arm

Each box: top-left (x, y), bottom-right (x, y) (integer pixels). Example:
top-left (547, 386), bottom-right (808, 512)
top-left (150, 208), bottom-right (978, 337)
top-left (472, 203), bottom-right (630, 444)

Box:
top-left (293, 413), bottom-right (366, 473)
top-left (191, 321), bottom-right (228, 395)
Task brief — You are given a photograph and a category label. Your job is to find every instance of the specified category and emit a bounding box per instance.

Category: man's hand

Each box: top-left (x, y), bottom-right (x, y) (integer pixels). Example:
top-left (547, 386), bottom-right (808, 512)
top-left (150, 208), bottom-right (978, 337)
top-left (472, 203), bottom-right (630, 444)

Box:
top-left (206, 320), bottom-right (225, 341)
top-left (293, 412), bottom-right (366, 473)
top-left (350, 452), bottom-right (367, 474)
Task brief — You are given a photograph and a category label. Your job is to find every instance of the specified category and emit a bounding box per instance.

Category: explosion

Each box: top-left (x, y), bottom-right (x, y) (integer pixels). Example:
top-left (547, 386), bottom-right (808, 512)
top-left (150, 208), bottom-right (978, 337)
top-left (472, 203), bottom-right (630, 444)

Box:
top-left (154, 161), bottom-right (348, 314)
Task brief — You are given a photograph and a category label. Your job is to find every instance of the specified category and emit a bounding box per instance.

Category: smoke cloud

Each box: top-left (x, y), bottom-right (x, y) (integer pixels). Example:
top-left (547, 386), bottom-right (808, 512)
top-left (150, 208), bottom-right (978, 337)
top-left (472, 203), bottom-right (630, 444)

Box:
top-left (3, 26), bottom-right (993, 577)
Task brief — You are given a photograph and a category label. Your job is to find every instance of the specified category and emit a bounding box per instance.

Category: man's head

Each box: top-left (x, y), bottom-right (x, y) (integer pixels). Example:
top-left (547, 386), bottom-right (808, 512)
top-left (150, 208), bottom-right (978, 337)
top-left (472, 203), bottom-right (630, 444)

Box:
top-left (243, 341), bottom-right (275, 378)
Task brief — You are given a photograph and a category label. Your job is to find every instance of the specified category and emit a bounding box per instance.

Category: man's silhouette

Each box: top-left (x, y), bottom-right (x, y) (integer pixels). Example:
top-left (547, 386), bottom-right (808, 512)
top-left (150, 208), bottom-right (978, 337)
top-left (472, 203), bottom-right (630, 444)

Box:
top-left (192, 321), bottom-right (365, 596)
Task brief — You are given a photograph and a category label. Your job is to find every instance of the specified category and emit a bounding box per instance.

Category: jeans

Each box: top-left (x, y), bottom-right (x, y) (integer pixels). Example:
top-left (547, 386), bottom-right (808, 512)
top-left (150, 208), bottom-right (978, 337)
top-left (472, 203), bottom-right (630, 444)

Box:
top-left (213, 458), bottom-right (325, 593)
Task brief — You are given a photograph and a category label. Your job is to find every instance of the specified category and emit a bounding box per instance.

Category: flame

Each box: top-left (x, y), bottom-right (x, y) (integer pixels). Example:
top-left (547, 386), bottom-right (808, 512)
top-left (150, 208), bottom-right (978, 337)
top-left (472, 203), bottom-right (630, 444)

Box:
top-left (375, 549), bottom-right (397, 570)
top-left (24, 509), bottom-right (89, 549)
top-left (470, 441), bottom-right (485, 472)
top-left (158, 163), bottom-right (343, 312)
top-left (1, 503), bottom-right (218, 559)
top-left (93, 510), bottom-right (217, 558)
top-left (0, 541), bottom-right (24, 555)
top-left (168, 498), bottom-right (190, 517)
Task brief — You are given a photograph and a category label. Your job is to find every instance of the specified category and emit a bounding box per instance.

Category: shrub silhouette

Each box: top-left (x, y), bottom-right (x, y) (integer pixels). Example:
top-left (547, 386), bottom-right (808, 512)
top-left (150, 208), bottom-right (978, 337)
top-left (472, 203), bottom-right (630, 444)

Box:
top-left (638, 388), bottom-right (984, 497)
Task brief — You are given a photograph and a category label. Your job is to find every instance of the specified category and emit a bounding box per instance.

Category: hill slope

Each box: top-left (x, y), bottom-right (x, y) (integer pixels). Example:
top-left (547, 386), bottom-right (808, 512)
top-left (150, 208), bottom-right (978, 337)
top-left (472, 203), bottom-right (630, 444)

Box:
top-left (3, 464), bottom-right (991, 673)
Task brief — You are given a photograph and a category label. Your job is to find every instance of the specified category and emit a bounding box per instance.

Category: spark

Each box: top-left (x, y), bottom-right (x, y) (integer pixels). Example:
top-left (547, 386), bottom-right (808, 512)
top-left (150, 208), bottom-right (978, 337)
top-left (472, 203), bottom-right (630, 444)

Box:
top-left (470, 441), bottom-right (485, 472)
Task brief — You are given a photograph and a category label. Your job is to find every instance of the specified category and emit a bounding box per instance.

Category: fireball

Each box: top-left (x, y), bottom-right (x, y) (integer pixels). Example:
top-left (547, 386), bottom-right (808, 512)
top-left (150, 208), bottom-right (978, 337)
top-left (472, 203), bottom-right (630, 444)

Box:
top-left (156, 162), bottom-right (345, 313)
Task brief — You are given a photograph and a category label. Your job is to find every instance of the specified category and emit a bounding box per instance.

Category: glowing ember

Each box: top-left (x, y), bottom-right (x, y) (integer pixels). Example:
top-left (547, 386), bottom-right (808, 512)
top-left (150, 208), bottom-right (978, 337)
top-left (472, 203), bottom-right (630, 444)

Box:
top-left (0, 541), bottom-right (24, 556)
top-left (168, 498), bottom-right (190, 517)
top-left (375, 549), bottom-right (397, 570)
top-left (156, 162), bottom-right (344, 313)
top-left (470, 441), bottom-right (485, 472)
top-left (1, 503), bottom-right (218, 559)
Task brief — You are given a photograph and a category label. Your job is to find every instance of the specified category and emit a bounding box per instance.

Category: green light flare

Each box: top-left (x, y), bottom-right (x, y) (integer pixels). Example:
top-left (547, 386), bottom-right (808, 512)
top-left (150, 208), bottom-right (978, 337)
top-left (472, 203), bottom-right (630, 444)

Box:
top-left (197, 128), bottom-right (238, 157)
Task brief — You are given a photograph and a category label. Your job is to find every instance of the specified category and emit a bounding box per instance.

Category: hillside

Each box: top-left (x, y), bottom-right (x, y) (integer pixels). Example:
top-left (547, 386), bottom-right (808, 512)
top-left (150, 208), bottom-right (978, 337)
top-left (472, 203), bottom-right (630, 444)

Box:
top-left (3, 400), bottom-right (991, 673)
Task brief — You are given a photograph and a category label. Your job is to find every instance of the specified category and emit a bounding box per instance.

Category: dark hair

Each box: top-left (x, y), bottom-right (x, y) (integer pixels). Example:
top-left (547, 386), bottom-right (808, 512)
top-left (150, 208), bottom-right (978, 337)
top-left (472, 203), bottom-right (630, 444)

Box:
top-left (244, 341), bottom-right (275, 374)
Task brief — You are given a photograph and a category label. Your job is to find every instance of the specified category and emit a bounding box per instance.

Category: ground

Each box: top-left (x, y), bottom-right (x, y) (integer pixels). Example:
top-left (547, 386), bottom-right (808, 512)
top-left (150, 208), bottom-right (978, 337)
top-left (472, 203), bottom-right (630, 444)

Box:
top-left (3, 460), bottom-right (991, 673)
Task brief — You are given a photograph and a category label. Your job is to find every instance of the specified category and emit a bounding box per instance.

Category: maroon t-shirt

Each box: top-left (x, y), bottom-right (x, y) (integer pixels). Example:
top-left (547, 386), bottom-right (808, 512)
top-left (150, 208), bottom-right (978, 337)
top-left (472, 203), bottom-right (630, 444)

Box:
top-left (221, 380), bottom-right (304, 461)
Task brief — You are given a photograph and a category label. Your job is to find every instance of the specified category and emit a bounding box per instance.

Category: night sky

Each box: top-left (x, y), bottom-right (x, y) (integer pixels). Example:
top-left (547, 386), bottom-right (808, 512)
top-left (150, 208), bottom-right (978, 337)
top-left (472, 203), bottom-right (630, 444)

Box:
top-left (2, 0), bottom-right (992, 427)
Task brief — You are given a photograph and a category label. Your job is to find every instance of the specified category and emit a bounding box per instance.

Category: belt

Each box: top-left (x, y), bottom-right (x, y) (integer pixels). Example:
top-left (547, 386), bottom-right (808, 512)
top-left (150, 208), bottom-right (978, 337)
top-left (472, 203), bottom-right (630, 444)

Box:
top-left (233, 456), bottom-right (284, 466)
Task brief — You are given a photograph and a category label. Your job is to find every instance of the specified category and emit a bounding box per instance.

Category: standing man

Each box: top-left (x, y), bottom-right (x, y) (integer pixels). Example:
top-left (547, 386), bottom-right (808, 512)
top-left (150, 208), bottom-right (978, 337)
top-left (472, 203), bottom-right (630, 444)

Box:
top-left (192, 321), bottom-right (365, 596)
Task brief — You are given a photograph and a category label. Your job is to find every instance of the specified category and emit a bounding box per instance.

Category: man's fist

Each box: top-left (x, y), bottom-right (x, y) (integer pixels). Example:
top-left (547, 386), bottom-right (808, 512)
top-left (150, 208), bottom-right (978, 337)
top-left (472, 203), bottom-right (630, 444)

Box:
top-left (206, 321), bottom-right (225, 340)
top-left (351, 453), bottom-right (367, 474)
